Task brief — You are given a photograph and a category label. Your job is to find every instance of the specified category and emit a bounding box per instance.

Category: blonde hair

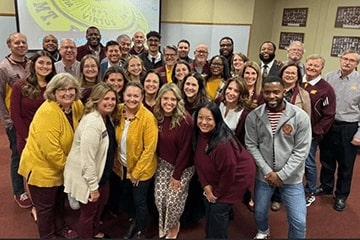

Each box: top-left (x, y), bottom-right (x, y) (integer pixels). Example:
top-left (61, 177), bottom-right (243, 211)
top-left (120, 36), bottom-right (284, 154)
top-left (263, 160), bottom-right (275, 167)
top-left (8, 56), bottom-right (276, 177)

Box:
top-left (84, 82), bottom-right (119, 115)
top-left (44, 73), bottom-right (81, 101)
top-left (154, 83), bottom-right (186, 129)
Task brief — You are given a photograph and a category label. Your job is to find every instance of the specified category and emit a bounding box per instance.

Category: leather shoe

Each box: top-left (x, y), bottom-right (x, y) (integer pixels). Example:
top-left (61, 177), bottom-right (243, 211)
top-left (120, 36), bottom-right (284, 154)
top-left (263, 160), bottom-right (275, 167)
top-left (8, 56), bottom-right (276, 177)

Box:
top-left (314, 187), bottom-right (332, 196)
top-left (333, 198), bottom-right (346, 211)
top-left (123, 218), bottom-right (137, 239)
top-left (135, 231), bottom-right (146, 239)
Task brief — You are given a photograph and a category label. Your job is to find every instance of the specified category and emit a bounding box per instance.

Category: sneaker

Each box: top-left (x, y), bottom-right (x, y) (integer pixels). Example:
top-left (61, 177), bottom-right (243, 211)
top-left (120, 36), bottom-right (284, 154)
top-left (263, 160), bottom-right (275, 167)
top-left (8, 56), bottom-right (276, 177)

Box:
top-left (271, 201), bottom-right (281, 211)
top-left (306, 193), bottom-right (316, 207)
top-left (14, 192), bottom-right (32, 208)
top-left (254, 232), bottom-right (270, 239)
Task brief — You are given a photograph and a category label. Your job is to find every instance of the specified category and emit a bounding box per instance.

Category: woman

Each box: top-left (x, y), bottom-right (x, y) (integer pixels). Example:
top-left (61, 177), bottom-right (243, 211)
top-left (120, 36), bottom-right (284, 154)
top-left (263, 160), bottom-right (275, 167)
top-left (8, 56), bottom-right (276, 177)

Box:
top-left (103, 66), bottom-right (129, 102)
top-left (215, 77), bottom-right (255, 211)
top-left (10, 50), bottom-right (56, 222)
top-left (79, 54), bottom-right (101, 103)
top-left (171, 60), bottom-right (191, 89)
top-left (205, 55), bottom-right (230, 101)
top-left (240, 61), bottom-right (264, 107)
top-left (231, 52), bottom-right (248, 77)
top-left (181, 72), bottom-right (208, 115)
top-left (141, 70), bottom-right (162, 112)
top-left (18, 73), bottom-right (83, 238)
top-left (192, 101), bottom-right (256, 239)
top-left (280, 63), bottom-right (311, 116)
top-left (153, 83), bottom-right (194, 239)
top-left (125, 55), bottom-right (146, 82)
top-left (112, 82), bottom-right (158, 238)
top-left (64, 83), bottom-right (118, 238)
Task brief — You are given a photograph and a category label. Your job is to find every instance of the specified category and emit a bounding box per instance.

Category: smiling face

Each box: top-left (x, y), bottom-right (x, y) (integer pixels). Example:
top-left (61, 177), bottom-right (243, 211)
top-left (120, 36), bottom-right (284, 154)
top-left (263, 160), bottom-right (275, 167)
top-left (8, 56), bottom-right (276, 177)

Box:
top-left (243, 66), bottom-right (258, 88)
top-left (127, 58), bottom-right (143, 77)
top-left (160, 90), bottom-right (177, 116)
top-left (281, 65), bottom-right (298, 88)
top-left (8, 33), bottom-right (28, 59)
top-left (86, 28), bottom-right (101, 48)
top-left (104, 72), bottom-right (124, 93)
top-left (197, 107), bottom-right (216, 134)
top-left (42, 34), bottom-right (58, 53)
top-left (132, 31), bottom-right (145, 48)
top-left (35, 56), bottom-right (53, 79)
top-left (305, 58), bottom-right (323, 81)
top-left (82, 58), bottom-right (99, 80)
top-left (119, 38), bottom-right (131, 56)
top-left (232, 54), bottom-right (245, 71)
top-left (210, 56), bottom-right (224, 77)
top-left (123, 85), bottom-right (143, 111)
top-left (144, 72), bottom-right (160, 95)
top-left (164, 47), bottom-right (178, 67)
top-left (174, 63), bottom-right (190, 83)
top-left (59, 39), bottom-right (77, 62)
top-left (224, 80), bottom-right (240, 105)
top-left (183, 76), bottom-right (199, 100)
top-left (340, 52), bottom-right (359, 76)
top-left (97, 91), bottom-right (117, 117)
top-left (178, 42), bottom-right (190, 59)
top-left (262, 81), bottom-right (285, 111)
top-left (106, 45), bottom-right (121, 64)
top-left (55, 82), bottom-right (76, 108)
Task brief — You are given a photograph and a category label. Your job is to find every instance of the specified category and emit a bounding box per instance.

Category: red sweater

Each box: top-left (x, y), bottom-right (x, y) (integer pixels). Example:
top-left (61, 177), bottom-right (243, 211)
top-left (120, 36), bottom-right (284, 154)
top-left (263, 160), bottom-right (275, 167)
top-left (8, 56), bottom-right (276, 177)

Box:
top-left (194, 133), bottom-right (256, 204)
top-left (157, 112), bottom-right (194, 180)
top-left (10, 79), bottom-right (46, 154)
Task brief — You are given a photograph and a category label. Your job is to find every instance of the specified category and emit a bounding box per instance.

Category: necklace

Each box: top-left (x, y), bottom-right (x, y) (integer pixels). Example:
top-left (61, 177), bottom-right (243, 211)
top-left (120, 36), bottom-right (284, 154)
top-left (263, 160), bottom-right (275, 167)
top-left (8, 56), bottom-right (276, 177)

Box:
top-left (122, 107), bottom-right (135, 121)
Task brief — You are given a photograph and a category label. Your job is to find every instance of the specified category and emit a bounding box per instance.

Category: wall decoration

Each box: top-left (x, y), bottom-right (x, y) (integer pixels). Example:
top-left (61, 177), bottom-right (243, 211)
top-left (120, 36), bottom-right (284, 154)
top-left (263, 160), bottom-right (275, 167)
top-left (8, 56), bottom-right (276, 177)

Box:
top-left (330, 36), bottom-right (360, 57)
top-left (335, 6), bottom-right (360, 28)
top-left (282, 8), bottom-right (308, 27)
top-left (279, 32), bottom-right (305, 50)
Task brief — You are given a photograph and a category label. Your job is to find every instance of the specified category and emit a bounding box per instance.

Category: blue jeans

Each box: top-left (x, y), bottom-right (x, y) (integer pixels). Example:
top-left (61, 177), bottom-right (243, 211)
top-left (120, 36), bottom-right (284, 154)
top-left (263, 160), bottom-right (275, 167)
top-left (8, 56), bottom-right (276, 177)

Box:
top-left (6, 126), bottom-right (24, 195)
top-left (254, 179), bottom-right (307, 239)
top-left (305, 140), bottom-right (318, 193)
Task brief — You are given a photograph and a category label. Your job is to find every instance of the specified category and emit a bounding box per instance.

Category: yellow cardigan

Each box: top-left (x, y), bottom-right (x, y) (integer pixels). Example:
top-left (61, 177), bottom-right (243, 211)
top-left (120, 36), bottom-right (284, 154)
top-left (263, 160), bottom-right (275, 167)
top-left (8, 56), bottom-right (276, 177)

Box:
top-left (113, 103), bottom-right (158, 181)
top-left (18, 100), bottom-right (83, 187)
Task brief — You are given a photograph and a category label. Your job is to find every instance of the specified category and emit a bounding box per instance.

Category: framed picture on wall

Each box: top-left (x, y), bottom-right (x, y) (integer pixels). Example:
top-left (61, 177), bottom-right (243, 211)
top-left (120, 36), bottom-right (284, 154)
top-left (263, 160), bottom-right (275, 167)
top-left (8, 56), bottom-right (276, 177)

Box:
top-left (279, 32), bottom-right (305, 50)
top-left (282, 8), bottom-right (308, 27)
top-left (330, 36), bottom-right (360, 57)
top-left (335, 6), bottom-right (360, 28)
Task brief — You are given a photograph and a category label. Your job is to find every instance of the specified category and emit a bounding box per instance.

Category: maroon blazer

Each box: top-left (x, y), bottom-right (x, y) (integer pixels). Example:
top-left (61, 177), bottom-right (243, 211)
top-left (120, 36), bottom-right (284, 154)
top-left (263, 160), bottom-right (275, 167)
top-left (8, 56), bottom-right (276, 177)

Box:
top-left (76, 43), bottom-right (106, 62)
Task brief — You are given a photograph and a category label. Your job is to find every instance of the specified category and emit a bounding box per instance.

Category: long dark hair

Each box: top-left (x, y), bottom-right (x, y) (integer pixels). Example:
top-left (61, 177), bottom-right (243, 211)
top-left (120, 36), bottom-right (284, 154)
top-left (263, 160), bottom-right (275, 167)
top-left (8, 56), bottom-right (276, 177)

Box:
top-left (192, 101), bottom-right (241, 154)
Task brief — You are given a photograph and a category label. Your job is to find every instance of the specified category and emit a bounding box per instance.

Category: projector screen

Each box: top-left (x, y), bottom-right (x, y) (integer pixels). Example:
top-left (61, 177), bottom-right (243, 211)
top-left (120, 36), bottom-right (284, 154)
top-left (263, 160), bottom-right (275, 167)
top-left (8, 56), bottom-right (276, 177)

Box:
top-left (14, 0), bottom-right (161, 50)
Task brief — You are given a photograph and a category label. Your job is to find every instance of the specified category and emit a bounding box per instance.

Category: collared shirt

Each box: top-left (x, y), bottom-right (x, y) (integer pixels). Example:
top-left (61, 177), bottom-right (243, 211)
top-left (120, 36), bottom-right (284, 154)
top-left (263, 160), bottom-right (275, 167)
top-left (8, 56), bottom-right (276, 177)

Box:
top-left (55, 60), bottom-right (81, 78)
top-left (147, 52), bottom-right (162, 65)
top-left (302, 74), bottom-right (322, 86)
top-left (261, 60), bottom-right (274, 75)
top-left (325, 70), bottom-right (360, 137)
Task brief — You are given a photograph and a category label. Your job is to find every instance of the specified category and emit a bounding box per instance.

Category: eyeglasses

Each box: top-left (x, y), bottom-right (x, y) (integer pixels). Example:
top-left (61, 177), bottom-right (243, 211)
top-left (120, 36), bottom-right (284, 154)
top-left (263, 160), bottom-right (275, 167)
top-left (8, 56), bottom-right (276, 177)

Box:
top-left (61, 46), bottom-right (76, 50)
top-left (211, 62), bottom-right (224, 67)
top-left (196, 50), bottom-right (208, 55)
top-left (57, 87), bottom-right (75, 93)
top-left (284, 71), bottom-right (297, 76)
top-left (148, 38), bottom-right (160, 43)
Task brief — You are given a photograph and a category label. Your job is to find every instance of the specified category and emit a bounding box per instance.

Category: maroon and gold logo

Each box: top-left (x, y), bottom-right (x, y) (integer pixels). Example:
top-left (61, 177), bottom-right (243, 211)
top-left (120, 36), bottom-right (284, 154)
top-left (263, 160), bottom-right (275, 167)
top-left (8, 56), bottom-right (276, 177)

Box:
top-left (282, 124), bottom-right (293, 135)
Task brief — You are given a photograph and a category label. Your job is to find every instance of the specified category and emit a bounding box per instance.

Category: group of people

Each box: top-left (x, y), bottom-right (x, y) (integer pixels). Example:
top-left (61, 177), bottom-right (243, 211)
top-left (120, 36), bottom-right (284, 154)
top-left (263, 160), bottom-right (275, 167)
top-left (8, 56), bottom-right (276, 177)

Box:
top-left (0, 25), bottom-right (359, 239)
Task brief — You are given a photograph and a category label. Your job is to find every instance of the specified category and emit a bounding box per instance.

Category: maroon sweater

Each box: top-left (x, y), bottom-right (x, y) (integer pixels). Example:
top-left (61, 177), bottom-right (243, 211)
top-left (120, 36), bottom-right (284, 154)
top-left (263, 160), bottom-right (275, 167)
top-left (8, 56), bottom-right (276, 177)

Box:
top-left (304, 78), bottom-right (336, 141)
top-left (194, 133), bottom-right (256, 204)
top-left (157, 112), bottom-right (194, 180)
top-left (10, 79), bottom-right (46, 154)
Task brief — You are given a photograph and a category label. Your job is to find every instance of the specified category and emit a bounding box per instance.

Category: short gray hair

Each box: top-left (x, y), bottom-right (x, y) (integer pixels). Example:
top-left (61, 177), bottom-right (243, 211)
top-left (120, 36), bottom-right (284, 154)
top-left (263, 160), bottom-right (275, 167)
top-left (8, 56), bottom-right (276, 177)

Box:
top-left (45, 73), bottom-right (81, 101)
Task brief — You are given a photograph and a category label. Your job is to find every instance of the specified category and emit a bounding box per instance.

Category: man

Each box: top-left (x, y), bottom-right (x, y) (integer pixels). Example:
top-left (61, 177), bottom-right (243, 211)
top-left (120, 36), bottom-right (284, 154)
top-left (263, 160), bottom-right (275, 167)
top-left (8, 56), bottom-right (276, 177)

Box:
top-left (302, 54), bottom-right (336, 207)
top-left (259, 41), bottom-right (283, 79)
top-left (245, 76), bottom-right (311, 239)
top-left (318, 49), bottom-right (360, 211)
top-left (99, 40), bottom-right (122, 77)
top-left (155, 44), bottom-right (178, 85)
top-left (76, 26), bottom-right (106, 62)
top-left (219, 36), bottom-right (234, 68)
top-left (55, 38), bottom-right (80, 78)
top-left (190, 43), bottom-right (209, 76)
top-left (285, 41), bottom-right (305, 76)
top-left (116, 34), bottom-right (132, 65)
top-left (139, 31), bottom-right (164, 71)
top-left (42, 34), bottom-right (61, 62)
top-left (129, 31), bottom-right (146, 55)
top-left (0, 32), bottom-right (32, 208)
top-left (177, 39), bottom-right (193, 63)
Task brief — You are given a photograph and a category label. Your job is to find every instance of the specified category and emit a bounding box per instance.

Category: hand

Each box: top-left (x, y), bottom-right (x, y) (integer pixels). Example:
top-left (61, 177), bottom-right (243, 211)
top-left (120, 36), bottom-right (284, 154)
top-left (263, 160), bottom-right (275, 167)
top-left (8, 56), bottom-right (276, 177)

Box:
top-left (351, 137), bottom-right (360, 146)
top-left (131, 177), bottom-right (140, 186)
top-left (89, 190), bottom-right (100, 202)
top-left (203, 185), bottom-right (217, 203)
top-left (264, 172), bottom-right (283, 187)
top-left (170, 177), bottom-right (181, 191)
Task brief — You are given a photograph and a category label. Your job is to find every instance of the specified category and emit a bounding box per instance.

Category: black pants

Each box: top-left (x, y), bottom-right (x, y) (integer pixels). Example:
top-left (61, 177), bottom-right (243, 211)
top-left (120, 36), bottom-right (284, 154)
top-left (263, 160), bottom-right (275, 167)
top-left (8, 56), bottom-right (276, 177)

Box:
top-left (204, 198), bottom-right (232, 239)
top-left (319, 122), bottom-right (358, 199)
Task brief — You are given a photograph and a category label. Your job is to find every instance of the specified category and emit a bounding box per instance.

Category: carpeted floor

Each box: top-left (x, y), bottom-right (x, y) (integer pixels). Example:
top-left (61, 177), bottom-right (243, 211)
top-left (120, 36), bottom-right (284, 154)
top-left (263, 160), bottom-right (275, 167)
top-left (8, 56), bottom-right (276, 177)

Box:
top-left (0, 125), bottom-right (359, 239)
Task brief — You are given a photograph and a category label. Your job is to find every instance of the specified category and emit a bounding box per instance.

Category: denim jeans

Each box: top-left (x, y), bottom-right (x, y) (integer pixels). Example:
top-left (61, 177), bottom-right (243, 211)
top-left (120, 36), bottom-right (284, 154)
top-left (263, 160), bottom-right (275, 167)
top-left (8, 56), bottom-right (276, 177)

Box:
top-left (204, 198), bottom-right (232, 239)
top-left (6, 126), bottom-right (24, 195)
top-left (132, 179), bottom-right (151, 233)
top-left (254, 179), bottom-right (307, 239)
top-left (305, 140), bottom-right (318, 193)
